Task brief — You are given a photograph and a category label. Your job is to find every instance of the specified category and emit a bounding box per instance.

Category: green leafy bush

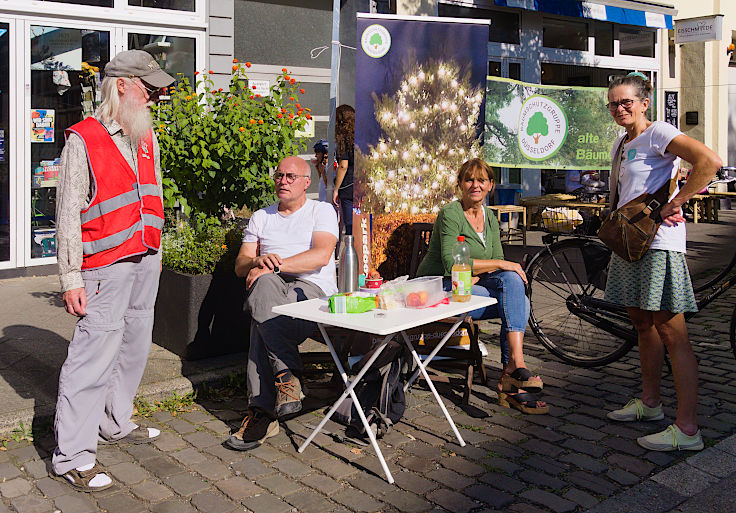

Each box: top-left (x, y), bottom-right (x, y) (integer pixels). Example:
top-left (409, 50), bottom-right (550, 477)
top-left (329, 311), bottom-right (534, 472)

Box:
top-left (152, 61), bottom-right (310, 220)
top-left (161, 219), bottom-right (243, 275)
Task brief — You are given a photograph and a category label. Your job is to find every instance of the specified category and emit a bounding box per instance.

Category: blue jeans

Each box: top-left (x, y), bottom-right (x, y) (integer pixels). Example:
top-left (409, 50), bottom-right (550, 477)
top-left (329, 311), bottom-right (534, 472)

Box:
top-left (337, 191), bottom-right (353, 237)
top-left (443, 270), bottom-right (530, 366)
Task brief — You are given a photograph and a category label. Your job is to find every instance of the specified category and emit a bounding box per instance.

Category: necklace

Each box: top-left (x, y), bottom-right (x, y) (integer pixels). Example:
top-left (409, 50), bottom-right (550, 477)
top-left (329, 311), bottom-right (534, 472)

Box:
top-left (464, 209), bottom-right (484, 232)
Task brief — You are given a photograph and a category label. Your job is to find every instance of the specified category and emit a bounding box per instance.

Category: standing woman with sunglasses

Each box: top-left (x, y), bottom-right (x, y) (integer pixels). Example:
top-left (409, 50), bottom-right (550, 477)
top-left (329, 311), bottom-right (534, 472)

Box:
top-left (333, 105), bottom-right (355, 239)
top-left (604, 73), bottom-right (721, 451)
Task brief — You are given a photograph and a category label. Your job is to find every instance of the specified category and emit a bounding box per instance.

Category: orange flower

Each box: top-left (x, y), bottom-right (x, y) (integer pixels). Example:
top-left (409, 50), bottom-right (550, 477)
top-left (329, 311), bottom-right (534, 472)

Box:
top-left (258, 120), bottom-right (264, 124)
top-left (185, 95), bottom-right (192, 100)
top-left (282, 67), bottom-right (288, 73)
top-left (299, 88), bottom-right (305, 94)
top-left (238, 127), bottom-right (245, 132)
top-left (209, 70), bottom-right (214, 74)
top-left (305, 107), bottom-right (311, 112)
top-left (289, 120), bottom-right (293, 126)
top-left (221, 244), bottom-right (228, 249)
top-left (288, 113), bottom-right (294, 119)
top-left (255, 94), bottom-right (261, 98)
top-left (252, 85), bottom-right (257, 90)
top-left (232, 65), bottom-right (238, 71)
top-left (306, 113), bottom-right (312, 120)
top-left (277, 113), bottom-right (283, 118)
top-left (218, 88), bottom-right (223, 92)
top-left (289, 96), bottom-right (295, 101)
top-left (289, 78), bottom-right (296, 85)
top-left (249, 95), bottom-right (254, 99)
top-left (284, 75), bottom-right (290, 81)
top-left (295, 103), bottom-right (301, 109)
top-left (233, 58), bottom-right (238, 63)
top-left (249, 119), bottom-right (256, 124)
top-left (246, 61), bottom-right (252, 68)
top-left (194, 71), bottom-right (199, 75)
top-left (281, 108), bottom-right (286, 113)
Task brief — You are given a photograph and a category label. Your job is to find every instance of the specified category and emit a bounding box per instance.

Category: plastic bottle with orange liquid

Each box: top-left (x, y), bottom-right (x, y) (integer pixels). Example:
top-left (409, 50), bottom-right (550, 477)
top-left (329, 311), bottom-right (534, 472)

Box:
top-left (451, 236), bottom-right (471, 302)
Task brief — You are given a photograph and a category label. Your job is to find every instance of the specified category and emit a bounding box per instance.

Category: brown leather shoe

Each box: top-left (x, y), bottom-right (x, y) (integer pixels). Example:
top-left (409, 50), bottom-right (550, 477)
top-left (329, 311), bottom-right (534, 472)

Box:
top-left (274, 370), bottom-right (304, 417)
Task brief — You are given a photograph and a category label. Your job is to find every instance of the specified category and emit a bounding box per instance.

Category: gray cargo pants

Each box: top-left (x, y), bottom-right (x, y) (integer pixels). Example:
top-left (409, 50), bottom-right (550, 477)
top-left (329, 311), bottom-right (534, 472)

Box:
top-left (52, 251), bottom-right (161, 475)
top-left (246, 273), bottom-right (325, 415)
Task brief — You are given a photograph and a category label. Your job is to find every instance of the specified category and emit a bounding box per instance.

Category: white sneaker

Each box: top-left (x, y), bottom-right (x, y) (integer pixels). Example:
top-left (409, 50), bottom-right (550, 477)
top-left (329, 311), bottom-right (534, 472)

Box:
top-left (607, 398), bottom-right (664, 422)
top-left (637, 424), bottom-right (704, 451)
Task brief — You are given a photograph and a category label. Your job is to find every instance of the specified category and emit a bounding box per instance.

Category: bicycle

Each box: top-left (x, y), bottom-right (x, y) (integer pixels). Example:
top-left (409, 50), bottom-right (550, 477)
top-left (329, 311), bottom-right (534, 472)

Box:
top-left (523, 229), bottom-right (736, 367)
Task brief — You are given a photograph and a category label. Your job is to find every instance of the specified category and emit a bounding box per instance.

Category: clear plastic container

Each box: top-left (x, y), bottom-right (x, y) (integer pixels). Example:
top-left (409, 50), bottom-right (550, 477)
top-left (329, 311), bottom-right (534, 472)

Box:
top-left (401, 276), bottom-right (444, 308)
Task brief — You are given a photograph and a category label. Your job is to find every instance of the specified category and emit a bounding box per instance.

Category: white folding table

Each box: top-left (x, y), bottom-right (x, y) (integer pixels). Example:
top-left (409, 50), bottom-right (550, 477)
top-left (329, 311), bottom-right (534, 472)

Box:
top-left (272, 295), bottom-right (496, 484)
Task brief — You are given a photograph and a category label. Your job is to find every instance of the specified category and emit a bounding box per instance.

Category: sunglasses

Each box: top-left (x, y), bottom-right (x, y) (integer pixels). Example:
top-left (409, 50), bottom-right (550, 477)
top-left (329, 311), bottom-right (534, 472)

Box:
top-left (606, 98), bottom-right (636, 111)
top-left (132, 78), bottom-right (161, 98)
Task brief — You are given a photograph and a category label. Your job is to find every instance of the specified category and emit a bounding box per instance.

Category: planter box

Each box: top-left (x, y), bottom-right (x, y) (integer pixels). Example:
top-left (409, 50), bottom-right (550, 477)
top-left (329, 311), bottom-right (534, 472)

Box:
top-left (153, 268), bottom-right (250, 360)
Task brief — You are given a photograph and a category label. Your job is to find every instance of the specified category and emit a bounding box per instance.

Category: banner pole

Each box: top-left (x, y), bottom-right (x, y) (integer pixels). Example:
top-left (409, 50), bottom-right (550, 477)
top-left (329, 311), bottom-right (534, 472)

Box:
top-left (327, 0), bottom-right (340, 202)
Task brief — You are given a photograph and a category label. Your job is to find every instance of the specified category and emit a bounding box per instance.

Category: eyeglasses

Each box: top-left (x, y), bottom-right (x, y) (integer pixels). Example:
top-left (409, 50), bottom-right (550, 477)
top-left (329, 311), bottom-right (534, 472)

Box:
top-left (131, 78), bottom-right (161, 99)
top-left (606, 98), bottom-right (636, 111)
top-left (273, 172), bottom-right (309, 184)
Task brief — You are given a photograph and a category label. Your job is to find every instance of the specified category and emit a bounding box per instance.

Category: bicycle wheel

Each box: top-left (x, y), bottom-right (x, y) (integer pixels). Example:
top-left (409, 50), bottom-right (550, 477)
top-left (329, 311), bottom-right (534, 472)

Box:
top-left (526, 238), bottom-right (637, 367)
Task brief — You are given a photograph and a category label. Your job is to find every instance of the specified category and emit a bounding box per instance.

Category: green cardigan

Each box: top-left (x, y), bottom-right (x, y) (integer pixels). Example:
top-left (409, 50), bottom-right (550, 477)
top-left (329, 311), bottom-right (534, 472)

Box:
top-left (416, 200), bottom-right (505, 278)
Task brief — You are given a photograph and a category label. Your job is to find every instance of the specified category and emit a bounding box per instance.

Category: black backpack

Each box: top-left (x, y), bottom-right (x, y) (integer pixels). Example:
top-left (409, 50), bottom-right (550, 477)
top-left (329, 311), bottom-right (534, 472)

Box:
top-left (333, 339), bottom-right (412, 439)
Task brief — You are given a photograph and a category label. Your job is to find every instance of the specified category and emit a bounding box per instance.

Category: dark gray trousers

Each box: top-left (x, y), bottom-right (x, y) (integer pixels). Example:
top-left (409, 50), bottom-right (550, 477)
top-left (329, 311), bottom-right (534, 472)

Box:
top-left (52, 251), bottom-right (160, 475)
top-left (246, 273), bottom-right (324, 414)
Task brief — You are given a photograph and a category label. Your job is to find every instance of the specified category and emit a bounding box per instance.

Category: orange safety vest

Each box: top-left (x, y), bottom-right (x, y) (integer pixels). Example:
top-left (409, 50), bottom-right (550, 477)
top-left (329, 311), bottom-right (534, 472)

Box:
top-left (65, 117), bottom-right (164, 270)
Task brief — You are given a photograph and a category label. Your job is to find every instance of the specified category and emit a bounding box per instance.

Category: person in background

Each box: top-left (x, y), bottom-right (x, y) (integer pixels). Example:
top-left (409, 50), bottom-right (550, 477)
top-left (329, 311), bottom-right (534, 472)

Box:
top-left (604, 72), bottom-right (721, 451)
top-left (565, 169), bottom-right (596, 194)
top-left (333, 104), bottom-right (355, 239)
top-left (52, 50), bottom-right (174, 491)
top-left (312, 139), bottom-right (329, 202)
top-left (416, 158), bottom-right (547, 415)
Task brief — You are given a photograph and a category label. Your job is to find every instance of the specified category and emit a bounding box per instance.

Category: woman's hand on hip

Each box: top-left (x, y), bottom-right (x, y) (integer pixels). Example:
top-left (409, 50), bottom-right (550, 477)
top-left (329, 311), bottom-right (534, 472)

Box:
top-left (660, 202), bottom-right (686, 226)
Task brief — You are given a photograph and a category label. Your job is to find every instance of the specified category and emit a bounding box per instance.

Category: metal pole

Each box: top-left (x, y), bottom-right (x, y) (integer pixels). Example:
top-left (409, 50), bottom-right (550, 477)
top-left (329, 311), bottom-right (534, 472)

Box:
top-left (327, 0), bottom-right (340, 202)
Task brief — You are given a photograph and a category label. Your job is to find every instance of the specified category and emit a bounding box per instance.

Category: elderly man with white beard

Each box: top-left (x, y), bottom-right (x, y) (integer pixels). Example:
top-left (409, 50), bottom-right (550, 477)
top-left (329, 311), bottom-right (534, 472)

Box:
top-left (51, 50), bottom-right (174, 492)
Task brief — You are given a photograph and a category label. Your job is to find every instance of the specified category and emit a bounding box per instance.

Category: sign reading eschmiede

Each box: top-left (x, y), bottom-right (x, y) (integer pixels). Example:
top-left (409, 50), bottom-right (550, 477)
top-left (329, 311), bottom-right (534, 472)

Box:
top-left (674, 15), bottom-right (723, 44)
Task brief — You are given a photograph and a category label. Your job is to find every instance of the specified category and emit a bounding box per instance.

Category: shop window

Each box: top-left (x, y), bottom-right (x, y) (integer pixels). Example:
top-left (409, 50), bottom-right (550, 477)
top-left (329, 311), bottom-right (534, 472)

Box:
top-left (128, 33), bottom-right (195, 88)
top-left (543, 18), bottom-right (587, 51)
top-left (508, 62), bottom-right (521, 80)
top-left (489, 61), bottom-right (501, 77)
top-left (129, 0), bottom-right (194, 11)
top-left (438, 3), bottom-right (520, 45)
top-left (594, 22), bottom-right (613, 57)
top-left (43, 0), bottom-right (114, 6)
top-left (541, 63), bottom-right (629, 87)
top-left (618, 27), bottom-right (655, 58)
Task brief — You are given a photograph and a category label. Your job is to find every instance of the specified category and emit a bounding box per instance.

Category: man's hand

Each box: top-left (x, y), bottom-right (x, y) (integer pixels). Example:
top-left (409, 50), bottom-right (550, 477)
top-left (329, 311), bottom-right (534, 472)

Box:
top-left (254, 253), bottom-right (282, 271)
top-left (63, 287), bottom-right (87, 316)
top-left (246, 266), bottom-right (273, 289)
top-left (659, 202), bottom-right (686, 227)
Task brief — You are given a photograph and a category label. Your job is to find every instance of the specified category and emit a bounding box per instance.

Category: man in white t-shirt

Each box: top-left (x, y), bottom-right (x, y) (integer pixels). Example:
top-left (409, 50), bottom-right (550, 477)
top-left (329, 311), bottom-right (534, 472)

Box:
top-left (226, 156), bottom-right (338, 451)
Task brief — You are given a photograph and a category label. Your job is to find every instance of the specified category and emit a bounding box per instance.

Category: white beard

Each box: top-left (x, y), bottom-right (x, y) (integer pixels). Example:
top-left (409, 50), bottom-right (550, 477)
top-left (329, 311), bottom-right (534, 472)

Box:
top-left (117, 94), bottom-right (153, 145)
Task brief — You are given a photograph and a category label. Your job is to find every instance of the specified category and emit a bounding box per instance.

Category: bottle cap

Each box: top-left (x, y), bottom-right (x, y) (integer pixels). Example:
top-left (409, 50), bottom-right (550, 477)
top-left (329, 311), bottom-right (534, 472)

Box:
top-left (457, 236), bottom-right (465, 242)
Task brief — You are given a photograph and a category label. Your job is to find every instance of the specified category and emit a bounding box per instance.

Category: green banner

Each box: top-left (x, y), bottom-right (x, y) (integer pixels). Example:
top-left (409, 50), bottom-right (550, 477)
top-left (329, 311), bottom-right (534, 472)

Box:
top-left (484, 77), bottom-right (623, 170)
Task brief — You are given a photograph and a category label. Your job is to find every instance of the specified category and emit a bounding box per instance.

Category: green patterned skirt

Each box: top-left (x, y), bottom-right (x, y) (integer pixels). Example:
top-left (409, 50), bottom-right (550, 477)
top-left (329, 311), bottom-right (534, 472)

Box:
top-left (604, 249), bottom-right (698, 313)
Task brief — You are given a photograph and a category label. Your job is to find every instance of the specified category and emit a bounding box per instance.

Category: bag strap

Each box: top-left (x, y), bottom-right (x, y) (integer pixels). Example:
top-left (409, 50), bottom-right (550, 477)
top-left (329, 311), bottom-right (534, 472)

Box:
top-left (609, 136), bottom-right (627, 210)
top-left (643, 178), bottom-right (676, 217)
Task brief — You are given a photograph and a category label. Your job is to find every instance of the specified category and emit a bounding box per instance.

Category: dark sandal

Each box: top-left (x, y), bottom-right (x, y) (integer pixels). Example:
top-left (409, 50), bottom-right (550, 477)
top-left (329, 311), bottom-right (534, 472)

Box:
top-left (498, 392), bottom-right (549, 415)
top-left (501, 368), bottom-right (543, 393)
top-left (53, 464), bottom-right (114, 492)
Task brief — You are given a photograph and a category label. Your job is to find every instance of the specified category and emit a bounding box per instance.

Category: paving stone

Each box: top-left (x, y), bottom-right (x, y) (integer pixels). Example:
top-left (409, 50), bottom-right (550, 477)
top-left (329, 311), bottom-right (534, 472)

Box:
top-left (53, 493), bottom-right (97, 513)
top-left (607, 453), bottom-right (655, 476)
top-left (285, 489), bottom-right (336, 513)
top-left (333, 487), bottom-right (385, 512)
top-left (9, 446), bottom-right (45, 463)
top-left (465, 484), bottom-right (514, 509)
top-left (318, 458), bottom-right (359, 480)
top-left (346, 472), bottom-right (395, 497)
top-left (382, 489), bottom-right (433, 512)
top-left (0, 462), bottom-right (22, 480)
top-left (153, 431), bottom-right (188, 452)
top-left (20, 459), bottom-right (48, 480)
top-left (192, 460), bottom-right (230, 482)
top-left (215, 476), bottom-right (264, 501)
top-left (171, 447), bottom-right (209, 466)
top-left (518, 469), bottom-right (567, 490)
top-left (686, 446), bottom-right (736, 478)
top-left (231, 456), bottom-right (275, 480)
top-left (163, 472), bottom-right (211, 496)
top-left (34, 476), bottom-right (70, 499)
top-left (426, 488), bottom-right (478, 513)
top-left (181, 410), bottom-right (213, 425)
top-left (0, 478), bottom-right (32, 498)
top-left (290, 443), bottom-right (331, 464)
top-left (562, 487), bottom-right (599, 509)
top-left (150, 500), bottom-right (198, 513)
top-left (645, 451), bottom-right (678, 467)
top-left (124, 443), bottom-right (160, 461)
top-left (445, 442), bottom-right (488, 461)
top-left (393, 471), bottom-right (439, 495)
top-left (299, 473), bottom-right (342, 496)
top-left (478, 472), bottom-right (525, 494)
top-left (9, 494), bottom-right (53, 513)
top-left (270, 456), bottom-right (312, 478)
top-left (167, 418), bottom-right (198, 435)
top-left (398, 455), bottom-right (435, 473)
top-left (203, 444), bottom-right (250, 465)
top-left (426, 468), bottom-right (475, 490)
top-left (183, 431), bottom-right (221, 449)
top-left (652, 462), bottom-right (719, 496)
top-left (481, 457), bottom-right (523, 475)
top-left (558, 424), bottom-right (606, 441)
top-left (559, 453), bottom-right (609, 473)
top-left (483, 424), bottom-right (528, 443)
top-left (520, 489), bottom-right (577, 513)
top-left (607, 467), bottom-right (641, 486)
top-left (403, 441), bottom-right (445, 460)
top-left (587, 480), bottom-right (686, 513)
top-left (524, 425), bottom-right (565, 443)
top-left (566, 471), bottom-right (619, 496)
top-left (482, 441), bottom-right (524, 458)
top-left (257, 473), bottom-right (304, 496)
top-left (96, 447), bottom-right (133, 466)
top-left (507, 500), bottom-right (555, 513)
top-left (561, 438), bottom-right (608, 458)
top-left (106, 462), bottom-right (152, 485)
top-left (190, 490), bottom-right (237, 513)
top-left (602, 436), bottom-right (647, 456)
top-left (141, 455), bottom-right (186, 478)
top-left (95, 492), bottom-right (147, 513)
top-left (441, 456), bottom-right (484, 476)
top-left (130, 480), bottom-right (173, 501)
top-left (241, 493), bottom-right (293, 513)
top-left (247, 444), bottom-right (284, 463)
top-left (518, 438), bottom-right (564, 458)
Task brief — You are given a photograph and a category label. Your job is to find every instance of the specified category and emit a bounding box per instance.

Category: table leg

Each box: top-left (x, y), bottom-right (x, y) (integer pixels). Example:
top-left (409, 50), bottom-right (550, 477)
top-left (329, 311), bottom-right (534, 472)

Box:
top-left (403, 316), bottom-right (465, 391)
top-left (299, 326), bottom-right (395, 484)
top-left (400, 329), bottom-right (466, 447)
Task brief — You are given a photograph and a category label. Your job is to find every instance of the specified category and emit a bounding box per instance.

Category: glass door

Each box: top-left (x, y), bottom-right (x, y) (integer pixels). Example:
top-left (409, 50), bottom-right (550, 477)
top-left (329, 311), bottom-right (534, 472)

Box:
top-left (28, 24), bottom-right (110, 261)
top-left (0, 21), bottom-right (11, 266)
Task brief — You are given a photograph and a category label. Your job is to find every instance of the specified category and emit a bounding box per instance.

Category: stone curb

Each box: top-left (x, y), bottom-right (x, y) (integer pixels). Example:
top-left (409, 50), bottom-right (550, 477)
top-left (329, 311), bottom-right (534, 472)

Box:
top-left (586, 433), bottom-right (736, 512)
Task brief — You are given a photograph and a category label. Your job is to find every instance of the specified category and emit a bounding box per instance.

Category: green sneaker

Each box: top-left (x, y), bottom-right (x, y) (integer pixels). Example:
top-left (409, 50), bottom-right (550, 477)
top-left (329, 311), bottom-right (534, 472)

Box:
top-left (607, 398), bottom-right (664, 422)
top-left (637, 424), bottom-right (704, 452)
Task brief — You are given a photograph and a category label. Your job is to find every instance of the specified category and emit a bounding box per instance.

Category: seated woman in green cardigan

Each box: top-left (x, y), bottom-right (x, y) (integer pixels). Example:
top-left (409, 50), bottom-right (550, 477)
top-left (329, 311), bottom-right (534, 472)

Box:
top-left (416, 158), bottom-right (547, 414)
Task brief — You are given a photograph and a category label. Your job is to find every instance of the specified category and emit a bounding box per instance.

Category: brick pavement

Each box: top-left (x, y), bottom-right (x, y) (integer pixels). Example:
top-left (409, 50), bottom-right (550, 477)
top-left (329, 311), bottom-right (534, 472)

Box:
top-left (0, 279), bottom-right (734, 513)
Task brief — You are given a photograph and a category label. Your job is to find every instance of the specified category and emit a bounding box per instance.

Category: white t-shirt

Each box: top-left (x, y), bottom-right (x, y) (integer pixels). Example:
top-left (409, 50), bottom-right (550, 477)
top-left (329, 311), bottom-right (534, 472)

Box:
top-left (611, 121), bottom-right (685, 253)
top-left (243, 199), bottom-right (339, 295)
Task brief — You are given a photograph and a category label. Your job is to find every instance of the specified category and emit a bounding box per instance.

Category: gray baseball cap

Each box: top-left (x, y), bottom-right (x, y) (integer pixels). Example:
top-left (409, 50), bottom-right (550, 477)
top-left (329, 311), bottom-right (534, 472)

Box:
top-left (104, 50), bottom-right (175, 88)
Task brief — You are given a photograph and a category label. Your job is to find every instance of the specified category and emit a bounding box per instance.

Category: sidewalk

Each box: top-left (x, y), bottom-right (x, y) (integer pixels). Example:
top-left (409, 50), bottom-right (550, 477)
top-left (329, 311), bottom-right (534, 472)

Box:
top-left (0, 212), bottom-right (734, 512)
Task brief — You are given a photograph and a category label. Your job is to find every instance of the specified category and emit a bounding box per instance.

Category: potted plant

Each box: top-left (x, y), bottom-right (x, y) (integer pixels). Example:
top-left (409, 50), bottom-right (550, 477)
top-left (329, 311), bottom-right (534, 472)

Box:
top-left (150, 62), bottom-right (310, 359)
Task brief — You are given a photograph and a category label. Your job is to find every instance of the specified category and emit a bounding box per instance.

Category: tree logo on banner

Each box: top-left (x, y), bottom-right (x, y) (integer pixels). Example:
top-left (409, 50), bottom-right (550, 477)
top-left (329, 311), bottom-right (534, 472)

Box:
top-left (517, 94), bottom-right (568, 161)
top-left (361, 24), bottom-right (391, 58)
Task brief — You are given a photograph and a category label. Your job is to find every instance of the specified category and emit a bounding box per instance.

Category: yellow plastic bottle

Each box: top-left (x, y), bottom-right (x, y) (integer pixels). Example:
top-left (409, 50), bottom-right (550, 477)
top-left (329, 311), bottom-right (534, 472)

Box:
top-left (451, 236), bottom-right (472, 302)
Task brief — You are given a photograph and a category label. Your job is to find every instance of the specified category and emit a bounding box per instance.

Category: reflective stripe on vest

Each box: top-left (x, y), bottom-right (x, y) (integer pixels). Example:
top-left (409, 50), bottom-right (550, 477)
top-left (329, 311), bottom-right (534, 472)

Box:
top-left (81, 214), bottom-right (164, 255)
top-left (80, 183), bottom-right (160, 224)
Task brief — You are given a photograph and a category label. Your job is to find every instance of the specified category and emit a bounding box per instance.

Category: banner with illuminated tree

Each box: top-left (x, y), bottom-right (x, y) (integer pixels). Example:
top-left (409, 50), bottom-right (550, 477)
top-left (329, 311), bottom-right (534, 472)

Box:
top-left (355, 14), bottom-right (489, 277)
top-left (484, 77), bottom-right (622, 170)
